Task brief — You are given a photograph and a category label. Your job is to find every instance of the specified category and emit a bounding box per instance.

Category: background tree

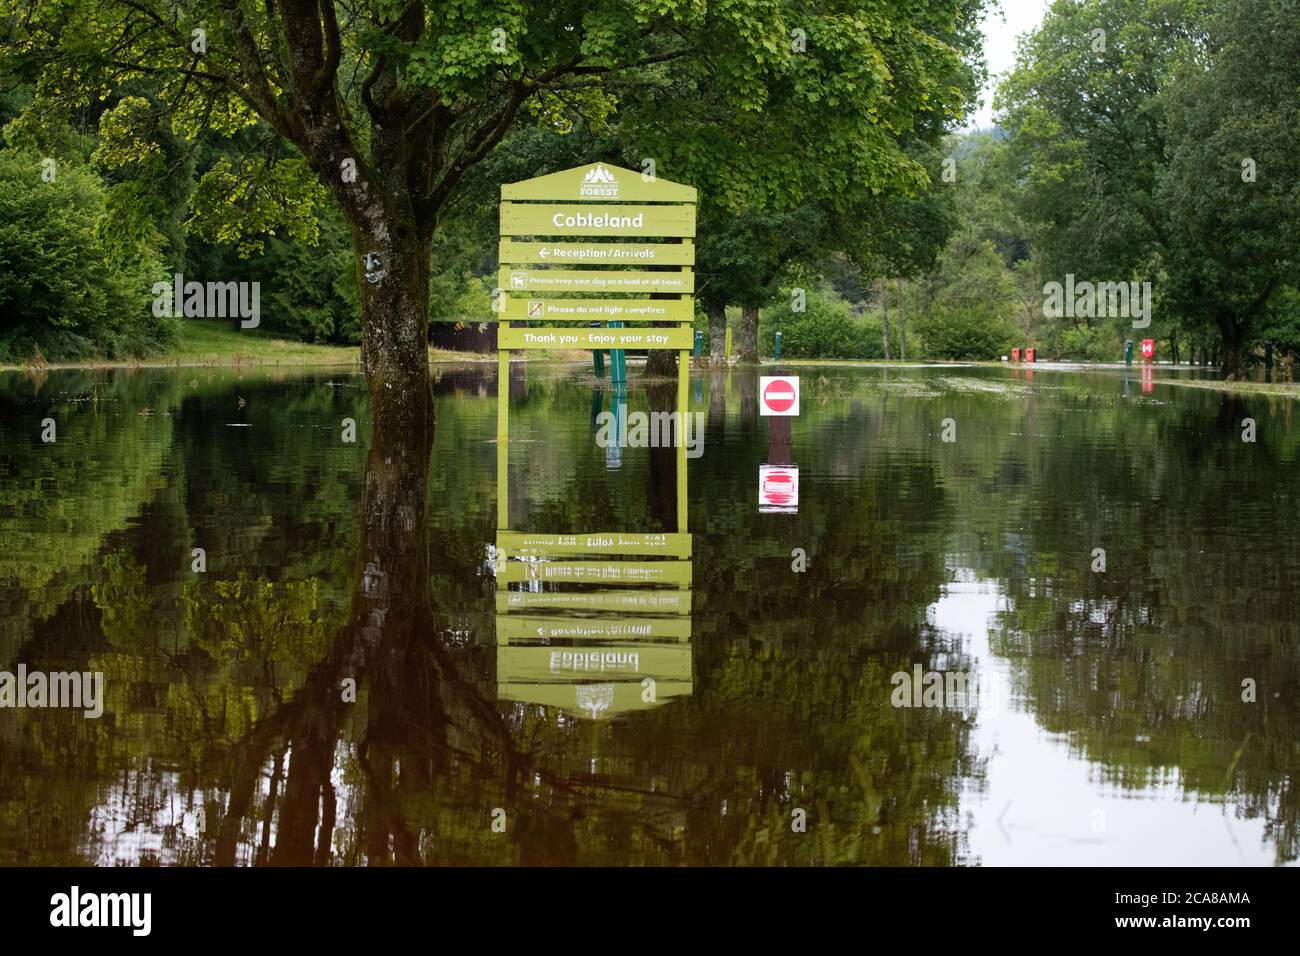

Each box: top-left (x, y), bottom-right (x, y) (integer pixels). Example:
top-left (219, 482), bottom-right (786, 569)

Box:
top-left (1157, 0), bottom-right (1300, 376)
top-left (996, 0), bottom-right (1300, 374)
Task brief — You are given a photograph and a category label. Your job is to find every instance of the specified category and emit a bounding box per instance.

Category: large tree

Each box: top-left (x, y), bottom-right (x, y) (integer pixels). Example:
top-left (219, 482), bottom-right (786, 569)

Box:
top-left (3, 0), bottom-right (988, 406)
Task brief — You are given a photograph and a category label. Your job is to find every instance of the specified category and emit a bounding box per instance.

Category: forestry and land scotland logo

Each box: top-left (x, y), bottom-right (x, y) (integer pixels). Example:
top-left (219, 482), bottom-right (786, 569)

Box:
top-left (579, 163), bottom-right (620, 198)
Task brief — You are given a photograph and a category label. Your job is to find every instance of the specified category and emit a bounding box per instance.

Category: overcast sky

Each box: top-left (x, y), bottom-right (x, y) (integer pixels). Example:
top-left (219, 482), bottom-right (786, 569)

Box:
top-left (969, 0), bottom-right (1051, 128)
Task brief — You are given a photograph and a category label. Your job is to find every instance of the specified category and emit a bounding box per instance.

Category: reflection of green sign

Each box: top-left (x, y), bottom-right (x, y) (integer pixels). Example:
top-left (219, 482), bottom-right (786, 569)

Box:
top-left (498, 645), bottom-right (692, 681)
top-left (497, 531), bottom-right (692, 557)
top-left (497, 615), bottom-right (692, 642)
top-left (500, 203), bottom-right (696, 237)
top-left (498, 240), bottom-right (695, 266)
top-left (496, 589), bottom-right (692, 614)
top-left (501, 298), bottom-right (692, 321)
top-left (498, 327), bottom-right (693, 350)
top-left (501, 163), bottom-right (697, 203)
top-left (499, 268), bottom-right (694, 294)
top-left (498, 560), bottom-right (692, 586)
top-left (497, 681), bottom-right (693, 717)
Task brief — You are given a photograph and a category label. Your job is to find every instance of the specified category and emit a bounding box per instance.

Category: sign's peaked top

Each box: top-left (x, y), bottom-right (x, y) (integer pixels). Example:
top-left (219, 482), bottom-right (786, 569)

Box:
top-left (502, 163), bottom-right (697, 202)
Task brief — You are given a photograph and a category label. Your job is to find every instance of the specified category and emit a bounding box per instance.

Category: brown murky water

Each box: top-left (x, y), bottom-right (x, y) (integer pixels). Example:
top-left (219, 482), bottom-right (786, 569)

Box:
top-left (0, 361), bottom-right (1295, 865)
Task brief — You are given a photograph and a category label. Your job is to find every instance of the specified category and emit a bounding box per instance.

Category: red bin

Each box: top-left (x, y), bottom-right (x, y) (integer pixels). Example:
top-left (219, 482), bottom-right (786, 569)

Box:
top-left (1025, 348), bottom-right (1036, 363)
top-left (1011, 348), bottom-right (1021, 362)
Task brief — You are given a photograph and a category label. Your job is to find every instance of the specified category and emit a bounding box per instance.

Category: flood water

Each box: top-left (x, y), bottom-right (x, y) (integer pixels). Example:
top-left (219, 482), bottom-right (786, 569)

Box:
top-left (0, 361), bottom-right (1296, 866)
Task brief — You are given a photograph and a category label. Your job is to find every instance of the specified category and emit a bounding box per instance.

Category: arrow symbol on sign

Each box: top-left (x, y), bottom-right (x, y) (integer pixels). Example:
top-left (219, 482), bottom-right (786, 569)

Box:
top-left (538, 247), bottom-right (549, 258)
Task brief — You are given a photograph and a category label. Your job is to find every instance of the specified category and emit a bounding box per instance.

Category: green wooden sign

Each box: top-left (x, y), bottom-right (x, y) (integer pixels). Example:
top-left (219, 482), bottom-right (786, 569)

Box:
top-left (498, 560), bottom-right (693, 586)
top-left (497, 531), bottom-right (692, 557)
top-left (497, 615), bottom-right (692, 642)
top-left (500, 203), bottom-right (696, 237)
top-left (500, 267), bottom-right (694, 295)
top-left (497, 645), bottom-right (693, 681)
top-left (501, 163), bottom-right (697, 203)
top-left (498, 326), bottom-right (694, 350)
top-left (498, 240), bottom-right (696, 266)
top-left (500, 297), bottom-right (693, 322)
top-left (495, 589), bottom-right (692, 614)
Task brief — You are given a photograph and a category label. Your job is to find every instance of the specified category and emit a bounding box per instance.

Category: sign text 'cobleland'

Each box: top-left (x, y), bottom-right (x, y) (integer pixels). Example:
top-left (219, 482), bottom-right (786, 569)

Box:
top-left (500, 203), bottom-right (696, 237)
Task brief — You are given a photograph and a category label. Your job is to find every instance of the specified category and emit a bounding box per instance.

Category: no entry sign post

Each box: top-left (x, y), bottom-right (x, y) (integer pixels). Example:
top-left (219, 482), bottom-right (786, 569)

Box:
top-left (759, 376), bottom-right (800, 416)
top-left (759, 375), bottom-right (800, 513)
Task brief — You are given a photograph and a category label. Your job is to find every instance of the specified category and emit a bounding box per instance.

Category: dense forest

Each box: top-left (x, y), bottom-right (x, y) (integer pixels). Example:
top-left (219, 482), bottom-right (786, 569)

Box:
top-left (0, 0), bottom-right (1296, 377)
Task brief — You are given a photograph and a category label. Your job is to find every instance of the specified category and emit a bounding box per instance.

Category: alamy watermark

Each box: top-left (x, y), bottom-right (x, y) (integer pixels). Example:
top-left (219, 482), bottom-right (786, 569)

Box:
top-left (50, 886), bottom-right (150, 936)
top-left (151, 273), bottom-right (260, 328)
top-left (1043, 274), bottom-right (1151, 328)
top-left (596, 404), bottom-right (705, 458)
top-left (890, 664), bottom-right (1002, 715)
top-left (0, 665), bottom-right (103, 718)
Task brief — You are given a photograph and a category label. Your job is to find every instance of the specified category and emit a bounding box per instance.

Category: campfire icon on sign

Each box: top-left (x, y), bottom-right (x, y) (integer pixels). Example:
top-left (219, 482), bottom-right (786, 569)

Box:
top-left (527, 300), bottom-right (545, 318)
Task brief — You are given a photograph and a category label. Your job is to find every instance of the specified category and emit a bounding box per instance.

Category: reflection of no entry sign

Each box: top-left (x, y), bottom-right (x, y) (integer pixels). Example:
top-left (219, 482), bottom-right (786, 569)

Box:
top-left (759, 376), bottom-right (799, 416)
top-left (759, 465), bottom-right (799, 513)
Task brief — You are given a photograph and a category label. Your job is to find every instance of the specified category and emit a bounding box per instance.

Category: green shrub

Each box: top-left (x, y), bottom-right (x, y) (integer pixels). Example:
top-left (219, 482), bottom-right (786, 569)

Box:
top-left (0, 150), bottom-right (172, 361)
top-left (760, 288), bottom-right (882, 359)
top-left (914, 304), bottom-right (1016, 359)
top-left (1058, 324), bottom-right (1123, 362)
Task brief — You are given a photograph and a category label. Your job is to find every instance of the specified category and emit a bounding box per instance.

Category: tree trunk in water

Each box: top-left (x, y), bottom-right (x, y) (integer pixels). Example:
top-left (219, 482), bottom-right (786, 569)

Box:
top-left (737, 366), bottom-right (759, 430)
top-left (646, 381), bottom-right (678, 527)
top-left (352, 213), bottom-right (434, 419)
top-left (1216, 313), bottom-right (1248, 379)
top-left (216, 362), bottom-right (438, 866)
top-left (644, 348), bottom-right (678, 377)
top-left (707, 301), bottom-right (727, 366)
top-left (896, 279), bottom-right (906, 361)
top-left (707, 366), bottom-right (727, 441)
top-left (737, 305), bottom-right (759, 365)
top-left (879, 280), bottom-right (891, 360)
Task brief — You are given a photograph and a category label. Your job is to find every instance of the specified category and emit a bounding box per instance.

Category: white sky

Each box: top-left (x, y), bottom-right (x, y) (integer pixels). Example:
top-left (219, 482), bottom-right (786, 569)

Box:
top-left (968, 0), bottom-right (1052, 128)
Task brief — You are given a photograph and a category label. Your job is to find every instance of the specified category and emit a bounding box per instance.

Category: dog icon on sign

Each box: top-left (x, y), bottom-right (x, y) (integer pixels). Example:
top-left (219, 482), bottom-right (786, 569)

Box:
top-left (511, 272), bottom-right (527, 289)
top-left (527, 301), bottom-right (545, 318)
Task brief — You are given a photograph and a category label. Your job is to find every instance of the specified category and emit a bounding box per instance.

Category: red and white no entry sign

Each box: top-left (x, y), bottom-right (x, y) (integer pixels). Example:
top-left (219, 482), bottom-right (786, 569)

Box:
top-left (759, 376), bottom-right (799, 416)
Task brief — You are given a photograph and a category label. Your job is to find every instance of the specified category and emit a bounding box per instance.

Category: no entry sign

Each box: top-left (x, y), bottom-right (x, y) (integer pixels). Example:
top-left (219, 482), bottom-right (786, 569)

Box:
top-left (759, 376), bottom-right (800, 416)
